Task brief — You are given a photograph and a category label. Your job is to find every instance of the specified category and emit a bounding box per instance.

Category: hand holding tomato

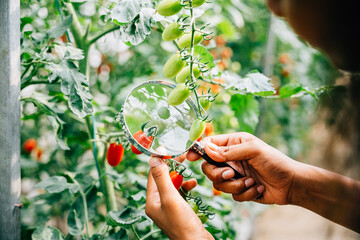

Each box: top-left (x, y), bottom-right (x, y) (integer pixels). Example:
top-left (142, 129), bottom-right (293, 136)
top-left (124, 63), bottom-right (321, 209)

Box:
top-left (146, 157), bottom-right (214, 240)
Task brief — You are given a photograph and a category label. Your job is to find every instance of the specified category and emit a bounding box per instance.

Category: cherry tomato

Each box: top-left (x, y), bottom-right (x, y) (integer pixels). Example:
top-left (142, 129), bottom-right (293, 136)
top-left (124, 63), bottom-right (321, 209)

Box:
top-left (178, 32), bottom-right (203, 49)
top-left (158, 106), bottom-right (170, 119)
top-left (162, 22), bottom-right (184, 41)
top-left (157, 0), bottom-right (182, 17)
top-left (200, 98), bottom-right (211, 111)
top-left (176, 65), bottom-right (201, 84)
top-left (163, 53), bottom-right (185, 78)
top-left (198, 213), bottom-right (208, 224)
top-left (279, 53), bottom-right (291, 64)
top-left (31, 147), bottom-right (43, 161)
top-left (189, 119), bottom-right (206, 142)
top-left (131, 130), bottom-right (154, 155)
top-left (167, 83), bottom-right (191, 106)
top-left (212, 187), bottom-right (222, 196)
top-left (169, 171), bottom-right (184, 190)
top-left (192, 0), bottom-right (206, 7)
top-left (107, 143), bottom-right (125, 167)
top-left (204, 122), bottom-right (213, 136)
top-left (189, 201), bottom-right (199, 213)
top-left (23, 138), bottom-right (37, 153)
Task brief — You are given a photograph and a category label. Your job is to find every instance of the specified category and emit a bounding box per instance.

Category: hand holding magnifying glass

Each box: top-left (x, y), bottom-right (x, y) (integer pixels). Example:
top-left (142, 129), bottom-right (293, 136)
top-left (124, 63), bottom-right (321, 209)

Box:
top-left (119, 80), bottom-right (245, 180)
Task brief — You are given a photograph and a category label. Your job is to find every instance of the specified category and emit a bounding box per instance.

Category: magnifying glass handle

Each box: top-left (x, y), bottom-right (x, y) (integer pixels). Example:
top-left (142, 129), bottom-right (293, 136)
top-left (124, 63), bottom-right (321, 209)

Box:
top-left (191, 142), bottom-right (244, 179)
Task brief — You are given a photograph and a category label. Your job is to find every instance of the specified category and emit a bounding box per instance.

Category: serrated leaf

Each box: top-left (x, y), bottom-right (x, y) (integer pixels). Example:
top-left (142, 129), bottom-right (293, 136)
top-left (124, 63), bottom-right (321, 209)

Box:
top-left (131, 191), bottom-right (146, 201)
top-left (67, 210), bottom-right (84, 236)
top-left (48, 61), bottom-right (93, 118)
top-left (32, 226), bottom-right (65, 240)
top-left (106, 208), bottom-right (145, 228)
top-left (118, 8), bottom-right (155, 46)
top-left (194, 46), bottom-right (215, 69)
top-left (35, 176), bottom-right (79, 194)
top-left (22, 97), bottom-right (69, 150)
top-left (223, 71), bottom-right (275, 96)
top-left (54, 44), bottom-right (84, 61)
top-left (230, 94), bottom-right (259, 133)
top-left (48, 15), bottom-right (73, 39)
top-left (279, 82), bottom-right (304, 98)
top-left (110, 0), bottom-right (152, 23)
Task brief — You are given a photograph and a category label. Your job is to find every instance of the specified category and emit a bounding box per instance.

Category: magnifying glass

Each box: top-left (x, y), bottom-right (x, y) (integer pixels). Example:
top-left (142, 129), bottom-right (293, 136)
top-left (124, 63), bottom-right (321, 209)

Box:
top-left (119, 80), bottom-right (243, 179)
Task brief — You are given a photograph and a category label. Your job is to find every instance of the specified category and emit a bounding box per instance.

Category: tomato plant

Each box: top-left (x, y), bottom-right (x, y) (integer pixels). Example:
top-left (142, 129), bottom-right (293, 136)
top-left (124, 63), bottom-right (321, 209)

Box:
top-left (18, 0), bottom-right (339, 239)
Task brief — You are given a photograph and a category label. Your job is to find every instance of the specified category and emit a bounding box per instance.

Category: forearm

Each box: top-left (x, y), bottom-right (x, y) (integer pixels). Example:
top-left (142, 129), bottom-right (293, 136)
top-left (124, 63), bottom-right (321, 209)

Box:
top-left (289, 162), bottom-right (360, 232)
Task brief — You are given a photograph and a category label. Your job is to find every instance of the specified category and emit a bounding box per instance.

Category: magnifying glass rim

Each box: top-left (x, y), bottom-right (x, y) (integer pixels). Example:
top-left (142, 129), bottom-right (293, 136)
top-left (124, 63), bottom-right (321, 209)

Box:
top-left (120, 80), bottom-right (199, 157)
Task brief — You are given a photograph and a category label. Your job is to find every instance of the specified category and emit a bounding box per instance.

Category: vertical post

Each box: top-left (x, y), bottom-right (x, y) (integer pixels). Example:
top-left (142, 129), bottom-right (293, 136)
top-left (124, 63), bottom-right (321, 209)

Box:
top-left (0, 0), bottom-right (21, 239)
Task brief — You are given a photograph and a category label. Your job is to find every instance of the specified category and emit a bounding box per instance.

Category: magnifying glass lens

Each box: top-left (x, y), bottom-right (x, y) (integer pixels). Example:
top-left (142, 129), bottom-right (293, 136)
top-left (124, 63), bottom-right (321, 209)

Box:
top-left (121, 81), bottom-right (198, 157)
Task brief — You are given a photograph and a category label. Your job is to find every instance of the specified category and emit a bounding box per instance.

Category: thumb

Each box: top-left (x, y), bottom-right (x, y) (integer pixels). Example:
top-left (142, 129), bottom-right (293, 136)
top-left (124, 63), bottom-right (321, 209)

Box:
top-left (149, 157), bottom-right (177, 198)
top-left (205, 141), bottom-right (260, 162)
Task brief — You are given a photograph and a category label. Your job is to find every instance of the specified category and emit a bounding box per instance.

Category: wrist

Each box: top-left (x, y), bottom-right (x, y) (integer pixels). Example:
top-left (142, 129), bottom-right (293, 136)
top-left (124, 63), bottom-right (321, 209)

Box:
top-left (287, 161), bottom-right (311, 206)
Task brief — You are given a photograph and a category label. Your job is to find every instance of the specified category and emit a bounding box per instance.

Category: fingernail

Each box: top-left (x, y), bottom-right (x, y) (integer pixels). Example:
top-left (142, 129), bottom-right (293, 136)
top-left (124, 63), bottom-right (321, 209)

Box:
top-left (245, 178), bottom-right (254, 188)
top-left (149, 157), bottom-right (163, 168)
top-left (207, 142), bottom-right (219, 151)
top-left (257, 185), bottom-right (265, 194)
top-left (222, 170), bottom-right (234, 180)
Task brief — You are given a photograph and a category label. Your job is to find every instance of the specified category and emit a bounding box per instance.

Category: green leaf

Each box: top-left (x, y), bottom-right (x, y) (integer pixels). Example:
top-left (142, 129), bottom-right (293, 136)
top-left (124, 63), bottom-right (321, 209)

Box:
top-left (223, 71), bottom-right (275, 96)
top-left (230, 94), bottom-right (259, 133)
top-left (106, 208), bottom-right (145, 228)
top-left (21, 97), bottom-right (70, 150)
top-left (35, 176), bottom-right (79, 194)
top-left (48, 15), bottom-right (73, 39)
top-left (279, 82), bottom-right (304, 98)
top-left (54, 44), bottom-right (84, 61)
top-left (118, 8), bottom-right (155, 46)
top-left (110, 0), bottom-right (152, 23)
top-left (67, 210), bottom-right (84, 236)
top-left (217, 19), bottom-right (236, 40)
top-left (194, 45), bottom-right (215, 69)
top-left (32, 226), bottom-right (64, 240)
top-left (105, 229), bottom-right (128, 240)
top-left (48, 61), bottom-right (93, 118)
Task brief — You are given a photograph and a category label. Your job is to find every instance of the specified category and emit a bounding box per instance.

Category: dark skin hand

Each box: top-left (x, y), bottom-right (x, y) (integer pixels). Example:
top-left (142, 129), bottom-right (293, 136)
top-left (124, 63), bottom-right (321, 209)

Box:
top-left (187, 132), bottom-right (297, 205)
top-left (187, 133), bottom-right (360, 233)
top-left (145, 154), bottom-right (214, 240)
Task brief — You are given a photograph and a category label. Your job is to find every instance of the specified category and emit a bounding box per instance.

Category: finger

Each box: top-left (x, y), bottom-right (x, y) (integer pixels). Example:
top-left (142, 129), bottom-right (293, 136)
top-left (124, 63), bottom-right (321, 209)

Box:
top-left (213, 177), bottom-right (255, 194)
top-left (174, 152), bottom-right (186, 163)
top-left (205, 132), bottom-right (256, 147)
top-left (232, 185), bottom-right (265, 202)
top-left (186, 149), bottom-right (202, 162)
top-left (201, 161), bottom-right (235, 183)
top-left (181, 178), bottom-right (197, 192)
top-left (148, 157), bottom-right (178, 201)
top-left (204, 141), bottom-right (260, 162)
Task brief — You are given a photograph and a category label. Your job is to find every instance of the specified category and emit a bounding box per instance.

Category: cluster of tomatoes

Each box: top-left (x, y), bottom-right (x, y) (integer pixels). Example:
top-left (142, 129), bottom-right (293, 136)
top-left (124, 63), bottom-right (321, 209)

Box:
top-left (23, 138), bottom-right (43, 161)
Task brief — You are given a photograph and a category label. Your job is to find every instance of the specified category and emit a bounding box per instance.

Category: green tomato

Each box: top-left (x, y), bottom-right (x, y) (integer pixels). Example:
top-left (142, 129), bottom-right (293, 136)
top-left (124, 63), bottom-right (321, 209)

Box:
top-left (163, 53), bottom-right (185, 78)
top-left (158, 106), bottom-right (171, 119)
top-left (198, 213), bottom-right (208, 224)
top-left (176, 65), bottom-right (201, 83)
top-left (200, 98), bottom-right (211, 111)
top-left (193, 0), bottom-right (206, 7)
top-left (178, 32), bottom-right (203, 49)
top-left (189, 201), bottom-right (199, 214)
top-left (157, 0), bottom-right (182, 17)
top-left (162, 22), bottom-right (184, 41)
top-left (167, 83), bottom-right (191, 106)
top-left (189, 119), bottom-right (206, 142)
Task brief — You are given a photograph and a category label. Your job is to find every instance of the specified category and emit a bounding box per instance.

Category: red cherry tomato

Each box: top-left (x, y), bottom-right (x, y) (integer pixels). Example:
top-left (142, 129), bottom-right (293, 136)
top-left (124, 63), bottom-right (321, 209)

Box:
top-left (131, 130), bottom-right (154, 155)
top-left (204, 122), bottom-right (214, 136)
top-left (169, 171), bottom-right (184, 190)
top-left (212, 187), bottom-right (222, 196)
top-left (107, 143), bottom-right (125, 167)
top-left (23, 138), bottom-right (37, 153)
